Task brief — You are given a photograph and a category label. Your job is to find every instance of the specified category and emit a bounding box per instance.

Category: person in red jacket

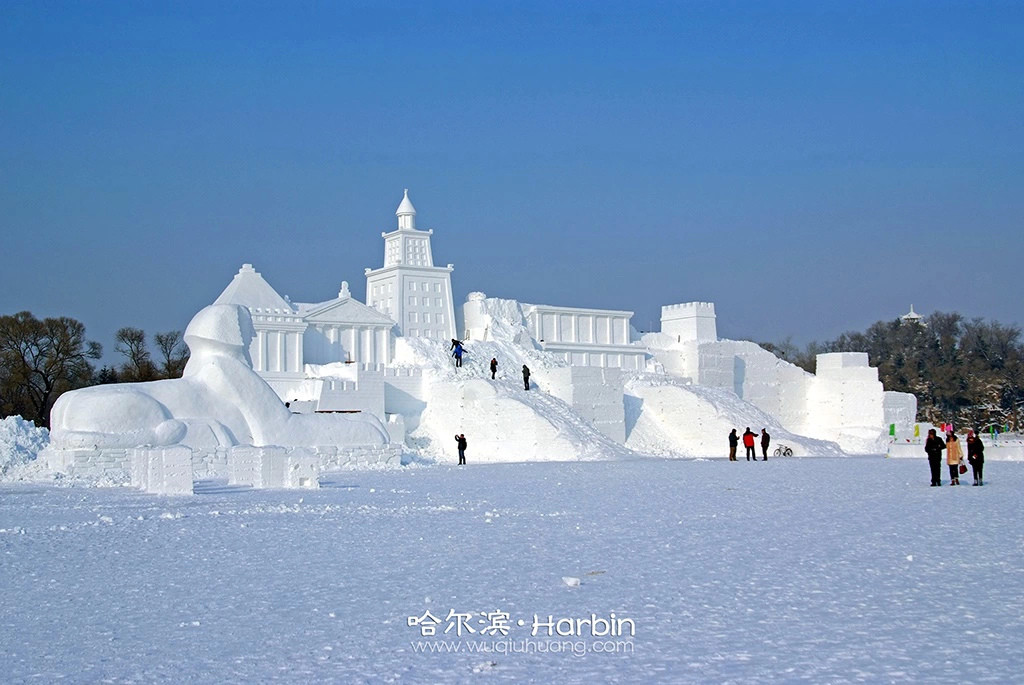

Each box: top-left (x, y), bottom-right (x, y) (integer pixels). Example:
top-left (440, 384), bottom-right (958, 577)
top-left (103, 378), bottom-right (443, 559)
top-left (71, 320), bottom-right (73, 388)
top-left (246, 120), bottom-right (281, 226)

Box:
top-left (742, 427), bottom-right (758, 461)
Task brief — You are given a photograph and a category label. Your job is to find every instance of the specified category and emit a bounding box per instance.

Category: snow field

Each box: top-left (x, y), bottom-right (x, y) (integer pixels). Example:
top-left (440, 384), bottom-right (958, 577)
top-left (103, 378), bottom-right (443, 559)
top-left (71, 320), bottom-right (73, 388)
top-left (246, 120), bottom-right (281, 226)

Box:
top-left (1, 457), bottom-right (1022, 683)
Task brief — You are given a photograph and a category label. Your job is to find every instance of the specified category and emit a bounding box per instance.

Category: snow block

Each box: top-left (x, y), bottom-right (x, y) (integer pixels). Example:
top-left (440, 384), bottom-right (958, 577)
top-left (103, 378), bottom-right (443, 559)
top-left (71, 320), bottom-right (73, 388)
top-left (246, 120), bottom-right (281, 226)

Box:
top-left (228, 445), bottom-right (320, 488)
top-left (317, 444), bottom-right (404, 469)
top-left (191, 446), bottom-right (230, 480)
top-left (131, 446), bottom-right (194, 495)
top-left (228, 446), bottom-right (265, 487)
top-left (547, 367), bottom-right (626, 443)
top-left (385, 413), bottom-right (406, 444)
top-left (883, 391), bottom-right (917, 432)
top-left (262, 447), bottom-right (319, 489)
top-left (42, 447), bottom-right (133, 482)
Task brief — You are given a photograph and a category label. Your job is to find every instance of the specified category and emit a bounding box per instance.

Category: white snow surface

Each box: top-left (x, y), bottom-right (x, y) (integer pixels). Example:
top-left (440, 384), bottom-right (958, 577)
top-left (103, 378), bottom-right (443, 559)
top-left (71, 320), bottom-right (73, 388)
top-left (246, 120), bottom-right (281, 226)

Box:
top-left (1, 457), bottom-right (1021, 682)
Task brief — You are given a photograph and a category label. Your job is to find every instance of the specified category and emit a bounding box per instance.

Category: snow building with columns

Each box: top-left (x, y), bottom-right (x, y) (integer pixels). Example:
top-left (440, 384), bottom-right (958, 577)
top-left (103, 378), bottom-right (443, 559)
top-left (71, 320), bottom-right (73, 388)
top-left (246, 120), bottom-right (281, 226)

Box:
top-left (211, 192), bottom-right (458, 435)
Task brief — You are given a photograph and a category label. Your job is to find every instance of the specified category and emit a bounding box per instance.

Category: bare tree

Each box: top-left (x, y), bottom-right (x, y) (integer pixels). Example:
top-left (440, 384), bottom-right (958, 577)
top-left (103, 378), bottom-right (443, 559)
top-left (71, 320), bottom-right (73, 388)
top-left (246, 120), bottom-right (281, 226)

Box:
top-left (115, 327), bottom-right (158, 382)
top-left (0, 311), bottom-right (101, 426)
top-left (153, 330), bottom-right (189, 378)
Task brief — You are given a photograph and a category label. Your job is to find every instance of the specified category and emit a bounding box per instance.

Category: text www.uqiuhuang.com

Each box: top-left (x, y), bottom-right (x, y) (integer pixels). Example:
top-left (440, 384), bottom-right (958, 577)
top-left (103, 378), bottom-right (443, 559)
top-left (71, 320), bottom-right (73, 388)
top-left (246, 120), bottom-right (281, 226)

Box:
top-left (411, 638), bottom-right (634, 657)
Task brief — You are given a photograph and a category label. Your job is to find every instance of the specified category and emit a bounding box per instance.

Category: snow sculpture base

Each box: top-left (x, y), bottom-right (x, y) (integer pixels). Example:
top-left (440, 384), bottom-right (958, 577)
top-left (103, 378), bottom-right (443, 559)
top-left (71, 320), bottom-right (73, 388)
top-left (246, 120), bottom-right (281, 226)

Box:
top-left (131, 446), bottom-right (194, 495)
top-left (229, 446), bottom-right (320, 489)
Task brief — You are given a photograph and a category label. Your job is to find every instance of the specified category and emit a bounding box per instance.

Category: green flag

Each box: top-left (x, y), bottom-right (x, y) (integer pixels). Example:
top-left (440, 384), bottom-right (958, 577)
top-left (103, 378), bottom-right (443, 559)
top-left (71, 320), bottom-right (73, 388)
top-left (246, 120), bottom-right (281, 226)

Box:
top-left (889, 423), bottom-right (895, 436)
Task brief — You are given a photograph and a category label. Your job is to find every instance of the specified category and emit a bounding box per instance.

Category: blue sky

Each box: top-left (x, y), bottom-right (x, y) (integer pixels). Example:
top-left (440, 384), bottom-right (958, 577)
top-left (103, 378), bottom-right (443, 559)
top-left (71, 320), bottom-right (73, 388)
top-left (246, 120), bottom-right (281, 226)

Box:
top-left (2, 1), bottom-right (1022, 364)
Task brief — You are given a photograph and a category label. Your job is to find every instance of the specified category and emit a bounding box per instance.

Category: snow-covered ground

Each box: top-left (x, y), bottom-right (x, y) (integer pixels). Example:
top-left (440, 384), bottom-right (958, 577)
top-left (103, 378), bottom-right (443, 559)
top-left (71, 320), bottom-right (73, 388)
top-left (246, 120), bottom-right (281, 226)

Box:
top-left (2, 457), bottom-right (1021, 683)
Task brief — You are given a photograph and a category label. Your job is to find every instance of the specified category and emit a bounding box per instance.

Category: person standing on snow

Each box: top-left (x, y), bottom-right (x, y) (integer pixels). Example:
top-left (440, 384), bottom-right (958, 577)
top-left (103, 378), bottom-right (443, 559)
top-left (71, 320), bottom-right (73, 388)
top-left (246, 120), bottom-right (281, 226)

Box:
top-left (760, 429), bottom-right (771, 460)
top-left (743, 427), bottom-right (758, 461)
top-left (452, 341), bottom-right (464, 368)
top-left (728, 429), bottom-right (739, 461)
top-left (455, 433), bottom-right (467, 465)
top-left (966, 429), bottom-right (985, 486)
top-left (490, 357), bottom-right (498, 379)
top-left (924, 428), bottom-right (945, 486)
top-left (522, 364), bottom-right (531, 391)
top-left (946, 431), bottom-right (964, 485)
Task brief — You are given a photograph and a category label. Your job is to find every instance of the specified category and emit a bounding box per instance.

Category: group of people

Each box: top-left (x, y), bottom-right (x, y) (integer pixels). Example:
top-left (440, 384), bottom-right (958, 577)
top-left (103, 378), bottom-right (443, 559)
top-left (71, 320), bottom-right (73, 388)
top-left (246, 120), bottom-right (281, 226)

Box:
top-left (728, 427), bottom-right (771, 460)
top-left (451, 340), bottom-right (532, 391)
top-left (925, 428), bottom-right (985, 486)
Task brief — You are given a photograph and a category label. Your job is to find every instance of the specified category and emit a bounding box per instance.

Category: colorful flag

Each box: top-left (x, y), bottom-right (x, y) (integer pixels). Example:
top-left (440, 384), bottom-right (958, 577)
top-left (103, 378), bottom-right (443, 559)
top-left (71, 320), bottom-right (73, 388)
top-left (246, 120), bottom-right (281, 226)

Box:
top-left (913, 424), bottom-right (920, 437)
top-left (889, 423), bottom-right (895, 436)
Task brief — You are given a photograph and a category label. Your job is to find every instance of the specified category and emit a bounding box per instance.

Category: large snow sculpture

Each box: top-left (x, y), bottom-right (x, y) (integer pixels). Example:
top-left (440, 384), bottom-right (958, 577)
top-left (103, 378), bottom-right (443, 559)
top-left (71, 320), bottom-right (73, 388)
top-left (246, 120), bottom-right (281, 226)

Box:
top-left (48, 304), bottom-right (389, 452)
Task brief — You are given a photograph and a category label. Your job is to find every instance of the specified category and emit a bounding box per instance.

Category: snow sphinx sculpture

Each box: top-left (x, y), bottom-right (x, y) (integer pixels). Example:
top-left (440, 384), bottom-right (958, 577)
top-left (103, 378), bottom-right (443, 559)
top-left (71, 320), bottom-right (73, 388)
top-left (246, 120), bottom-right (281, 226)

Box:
top-left (46, 305), bottom-right (392, 486)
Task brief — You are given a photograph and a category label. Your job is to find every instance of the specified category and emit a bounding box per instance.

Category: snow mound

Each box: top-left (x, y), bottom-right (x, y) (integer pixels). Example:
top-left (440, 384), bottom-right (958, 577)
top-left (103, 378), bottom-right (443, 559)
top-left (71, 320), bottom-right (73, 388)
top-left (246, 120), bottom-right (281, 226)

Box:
top-left (394, 336), bottom-right (634, 463)
top-left (0, 416), bottom-right (49, 480)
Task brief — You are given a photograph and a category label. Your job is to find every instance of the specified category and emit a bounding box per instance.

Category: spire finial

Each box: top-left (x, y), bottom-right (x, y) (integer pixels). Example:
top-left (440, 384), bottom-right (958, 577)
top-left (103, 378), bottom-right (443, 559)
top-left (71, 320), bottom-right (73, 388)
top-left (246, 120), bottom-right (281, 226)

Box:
top-left (396, 189), bottom-right (417, 228)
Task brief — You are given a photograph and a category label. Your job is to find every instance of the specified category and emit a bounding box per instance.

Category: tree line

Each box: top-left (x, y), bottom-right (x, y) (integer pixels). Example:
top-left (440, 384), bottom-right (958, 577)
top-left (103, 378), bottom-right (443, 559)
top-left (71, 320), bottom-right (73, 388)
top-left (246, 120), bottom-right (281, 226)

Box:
top-left (761, 312), bottom-right (1024, 432)
top-left (0, 311), bottom-right (189, 428)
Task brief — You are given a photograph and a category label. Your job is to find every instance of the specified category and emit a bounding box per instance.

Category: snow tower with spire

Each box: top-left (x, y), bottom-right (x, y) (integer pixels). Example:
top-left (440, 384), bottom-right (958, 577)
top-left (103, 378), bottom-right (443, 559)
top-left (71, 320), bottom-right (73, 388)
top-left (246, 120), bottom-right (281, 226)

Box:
top-left (365, 190), bottom-right (456, 340)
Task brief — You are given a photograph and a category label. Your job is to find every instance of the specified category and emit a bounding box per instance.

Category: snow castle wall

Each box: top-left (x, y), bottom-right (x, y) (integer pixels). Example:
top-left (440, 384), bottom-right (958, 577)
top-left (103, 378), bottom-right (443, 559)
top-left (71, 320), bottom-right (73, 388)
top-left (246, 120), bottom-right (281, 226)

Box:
top-left (694, 340), bottom-right (813, 429)
top-left (648, 312), bottom-right (895, 454)
top-left (546, 367), bottom-right (626, 443)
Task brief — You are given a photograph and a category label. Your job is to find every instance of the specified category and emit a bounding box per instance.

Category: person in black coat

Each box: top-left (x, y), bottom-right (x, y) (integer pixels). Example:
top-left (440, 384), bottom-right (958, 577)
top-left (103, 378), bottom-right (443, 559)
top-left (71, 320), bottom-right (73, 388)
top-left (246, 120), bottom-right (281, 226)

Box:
top-left (455, 433), bottom-right (467, 465)
top-left (966, 430), bottom-right (985, 486)
top-left (522, 365), bottom-right (531, 391)
top-left (490, 357), bottom-right (498, 379)
top-left (924, 428), bottom-right (945, 486)
top-left (728, 429), bottom-right (739, 461)
top-left (760, 429), bottom-right (771, 460)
